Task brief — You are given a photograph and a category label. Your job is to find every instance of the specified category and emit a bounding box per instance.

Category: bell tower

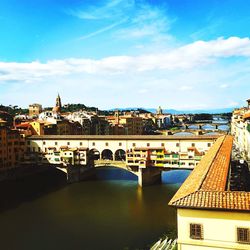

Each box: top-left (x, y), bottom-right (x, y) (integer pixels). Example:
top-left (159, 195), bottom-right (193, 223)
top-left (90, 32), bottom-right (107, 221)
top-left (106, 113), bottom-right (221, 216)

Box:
top-left (52, 93), bottom-right (62, 113)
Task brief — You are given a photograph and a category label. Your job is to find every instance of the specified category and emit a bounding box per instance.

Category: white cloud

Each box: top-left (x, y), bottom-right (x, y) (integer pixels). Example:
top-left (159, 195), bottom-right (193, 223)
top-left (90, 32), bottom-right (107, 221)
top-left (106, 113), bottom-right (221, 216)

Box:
top-left (78, 18), bottom-right (127, 40)
top-left (68, 0), bottom-right (172, 43)
top-left (219, 84), bottom-right (229, 88)
top-left (1, 37), bottom-right (250, 110)
top-left (115, 3), bottom-right (172, 41)
top-left (179, 86), bottom-right (193, 91)
top-left (67, 0), bottom-right (133, 20)
top-left (138, 89), bottom-right (148, 94)
top-left (1, 37), bottom-right (250, 82)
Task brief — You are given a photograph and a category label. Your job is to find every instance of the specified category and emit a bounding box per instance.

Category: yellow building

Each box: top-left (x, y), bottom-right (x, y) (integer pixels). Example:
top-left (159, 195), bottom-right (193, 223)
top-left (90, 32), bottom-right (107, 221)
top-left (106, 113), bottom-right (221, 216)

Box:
top-left (107, 111), bottom-right (143, 135)
top-left (126, 147), bottom-right (166, 167)
top-left (169, 135), bottom-right (250, 249)
top-left (30, 121), bottom-right (45, 135)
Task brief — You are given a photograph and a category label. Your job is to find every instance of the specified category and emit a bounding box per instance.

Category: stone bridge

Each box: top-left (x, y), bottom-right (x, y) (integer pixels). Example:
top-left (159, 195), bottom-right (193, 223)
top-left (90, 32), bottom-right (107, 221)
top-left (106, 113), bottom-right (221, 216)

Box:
top-left (183, 123), bottom-right (229, 130)
top-left (26, 135), bottom-right (220, 186)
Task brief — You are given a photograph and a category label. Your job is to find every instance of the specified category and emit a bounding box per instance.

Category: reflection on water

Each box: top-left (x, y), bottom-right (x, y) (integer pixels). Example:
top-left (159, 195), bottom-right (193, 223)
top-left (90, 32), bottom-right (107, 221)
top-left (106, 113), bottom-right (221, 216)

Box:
top-left (174, 131), bottom-right (194, 136)
top-left (218, 125), bottom-right (229, 131)
top-left (0, 167), bottom-right (190, 250)
top-left (162, 170), bottom-right (192, 184)
top-left (180, 123), bottom-right (229, 132)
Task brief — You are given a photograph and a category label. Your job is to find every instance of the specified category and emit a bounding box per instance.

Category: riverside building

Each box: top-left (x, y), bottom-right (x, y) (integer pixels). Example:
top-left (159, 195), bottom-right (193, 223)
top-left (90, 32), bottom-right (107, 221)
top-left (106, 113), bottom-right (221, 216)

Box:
top-left (169, 135), bottom-right (250, 250)
top-left (0, 119), bottom-right (25, 172)
top-left (231, 99), bottom-right (250, 160)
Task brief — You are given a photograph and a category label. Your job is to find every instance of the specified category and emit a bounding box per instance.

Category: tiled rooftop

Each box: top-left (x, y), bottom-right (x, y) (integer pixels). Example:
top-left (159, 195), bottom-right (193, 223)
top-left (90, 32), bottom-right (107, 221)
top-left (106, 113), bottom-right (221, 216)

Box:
top-left (169, 135), bottom-right (250, 211)
top-left (201, 136), bottom-right (232, 191)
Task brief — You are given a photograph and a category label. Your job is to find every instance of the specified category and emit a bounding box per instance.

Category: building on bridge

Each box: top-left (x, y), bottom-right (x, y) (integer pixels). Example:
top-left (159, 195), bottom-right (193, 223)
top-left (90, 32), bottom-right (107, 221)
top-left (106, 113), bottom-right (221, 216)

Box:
top-left (126, 146), bottom-right (203, 169)
top-left (24, 135), bottom-right (218, 169)
top-left (169, 135), bottom-right (250, 249)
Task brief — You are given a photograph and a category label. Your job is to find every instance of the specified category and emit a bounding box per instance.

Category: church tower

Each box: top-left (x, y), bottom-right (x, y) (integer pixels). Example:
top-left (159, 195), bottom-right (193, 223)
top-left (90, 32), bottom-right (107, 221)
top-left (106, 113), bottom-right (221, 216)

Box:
top-left (157, 106), bottom-right (163, 115)
top-left (52, 93), bottom-right (62, 113)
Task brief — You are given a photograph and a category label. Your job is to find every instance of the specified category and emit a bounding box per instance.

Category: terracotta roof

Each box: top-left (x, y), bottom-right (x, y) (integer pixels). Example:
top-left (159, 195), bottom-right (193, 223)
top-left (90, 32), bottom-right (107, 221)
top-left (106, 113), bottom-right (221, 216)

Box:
top-left (172, 191), bottom-right (250, 211)
top-left (169, 135), bottom-right (250, 211)
top-left (16, 122), bottom-right (31, 128)
top-left (187, 147), bottom-right (202, 156)
top-left (243, 112), bottom-right (250, 120)
top-left (201, 135), bottom-right (232, 191)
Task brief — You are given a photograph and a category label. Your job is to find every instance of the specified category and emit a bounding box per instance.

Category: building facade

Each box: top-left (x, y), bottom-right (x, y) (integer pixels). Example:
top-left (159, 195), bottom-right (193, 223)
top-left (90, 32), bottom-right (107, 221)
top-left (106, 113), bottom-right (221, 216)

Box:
top-left (169, 135), bottom-right (250, 250)
top-left (29, 103), bottom-right (42, 117)
top-left (25, 135), bottom-right (218, 168)
top-left (0, 120), bottom-right (25, 171)
top-left (231, 99), bottom-right (250, 160)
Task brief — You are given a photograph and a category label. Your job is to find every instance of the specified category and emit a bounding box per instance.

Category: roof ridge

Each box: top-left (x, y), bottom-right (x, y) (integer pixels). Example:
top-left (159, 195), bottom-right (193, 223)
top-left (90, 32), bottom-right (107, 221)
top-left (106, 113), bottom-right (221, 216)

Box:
top-left (170, 190), bottom-right (250, 211)
top-left (169, 135), bottom-right (226, 205)
top-left (197, 135), bottom-right (226, 191)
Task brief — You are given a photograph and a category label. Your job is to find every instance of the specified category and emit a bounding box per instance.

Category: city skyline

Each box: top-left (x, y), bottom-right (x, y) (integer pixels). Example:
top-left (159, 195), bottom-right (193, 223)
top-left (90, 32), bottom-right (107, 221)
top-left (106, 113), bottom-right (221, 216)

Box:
top-left (0, 0), bottom-right (250, 109)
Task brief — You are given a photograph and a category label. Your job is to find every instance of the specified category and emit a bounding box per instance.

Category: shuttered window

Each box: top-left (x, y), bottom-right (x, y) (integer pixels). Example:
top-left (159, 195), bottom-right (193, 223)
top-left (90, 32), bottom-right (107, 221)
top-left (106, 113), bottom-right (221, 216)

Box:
top-left (237, 228), bottom-right (249, 243)
top-left (190, 224), bottom-right (203, 240)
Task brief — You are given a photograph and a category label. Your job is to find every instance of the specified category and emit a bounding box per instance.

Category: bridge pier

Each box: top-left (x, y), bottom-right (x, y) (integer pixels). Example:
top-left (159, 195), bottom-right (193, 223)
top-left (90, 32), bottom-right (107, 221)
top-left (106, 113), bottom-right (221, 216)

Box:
top-left (65, 165), bottom-right (80, 183)
top-left (195, 130), bottom-right (203, 135)
top-left (137, 167), bottom-right (162, 186)
top-left (63, 165), bottom-right (94, 183)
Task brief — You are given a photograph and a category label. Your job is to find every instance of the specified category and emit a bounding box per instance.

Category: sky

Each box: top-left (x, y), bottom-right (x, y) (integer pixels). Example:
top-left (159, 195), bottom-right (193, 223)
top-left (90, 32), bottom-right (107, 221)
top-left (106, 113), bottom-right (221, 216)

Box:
top-left (0, 0), bottom-right (250, 110)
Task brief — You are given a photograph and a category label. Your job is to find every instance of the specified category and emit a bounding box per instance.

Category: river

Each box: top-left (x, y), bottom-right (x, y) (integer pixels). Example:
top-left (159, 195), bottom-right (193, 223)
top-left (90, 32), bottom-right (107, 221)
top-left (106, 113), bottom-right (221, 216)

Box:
top-left (0, 168), bottom-right (190, 250)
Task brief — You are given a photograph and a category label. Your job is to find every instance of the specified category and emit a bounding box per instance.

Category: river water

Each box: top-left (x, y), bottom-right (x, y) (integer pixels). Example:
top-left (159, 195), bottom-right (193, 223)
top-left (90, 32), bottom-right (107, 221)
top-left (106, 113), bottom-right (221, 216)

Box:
top-left (0, 168), bottom-right (190, 250)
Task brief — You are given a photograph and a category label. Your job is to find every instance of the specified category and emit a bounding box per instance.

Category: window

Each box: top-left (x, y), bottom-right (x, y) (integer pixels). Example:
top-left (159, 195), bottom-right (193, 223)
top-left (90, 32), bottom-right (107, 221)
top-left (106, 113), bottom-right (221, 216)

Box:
top-left (80, 142), bottom-right (82, 146)
top-left (55, 142), bottom-right (58, 146)
top-left (92, 142), bottom-right (95, 146)
top-left (192, 143), bottom-right (195, 147)
top-left (43, 141), bottom-right (46, 145)
top-left (67, 142), bottom-right (70, 145)
top-left (105, 142), bottom-right (109, 146)
top-left (190, 224), bottom-right (203, 240)
top-left (207, 143), bottom-right (211, 147)
top-left (237, 228), bottom-right (249, 243)
top-left (161, 143), bottom-right (164, 147)
top-left (176, 143), bottom-right (179, 147)
top-left (147, 143), bottom-right (150, 147)
top-left (119, 142), bottom-right (122, 146)
top-left (133, 143), bottom-right (136, 147)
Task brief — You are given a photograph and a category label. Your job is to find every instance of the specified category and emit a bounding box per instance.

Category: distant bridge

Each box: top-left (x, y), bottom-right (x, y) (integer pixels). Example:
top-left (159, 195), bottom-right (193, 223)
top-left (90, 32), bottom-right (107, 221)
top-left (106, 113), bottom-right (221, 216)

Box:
top-left (183, 123), bottom-right (229, 130)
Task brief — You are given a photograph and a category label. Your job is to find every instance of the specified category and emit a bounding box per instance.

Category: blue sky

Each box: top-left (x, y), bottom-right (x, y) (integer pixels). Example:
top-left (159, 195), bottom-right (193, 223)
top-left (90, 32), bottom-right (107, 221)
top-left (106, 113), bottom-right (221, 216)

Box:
top-left (0, 0), bottom-right (250, 110)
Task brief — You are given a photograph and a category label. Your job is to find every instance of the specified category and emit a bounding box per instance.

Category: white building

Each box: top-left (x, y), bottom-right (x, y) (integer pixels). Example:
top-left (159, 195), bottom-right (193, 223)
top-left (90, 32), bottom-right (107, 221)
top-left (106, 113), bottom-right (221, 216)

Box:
top-left (38, 111), bottom-right (62, 124)
top-left (231, 99), bottom-right (250, 160)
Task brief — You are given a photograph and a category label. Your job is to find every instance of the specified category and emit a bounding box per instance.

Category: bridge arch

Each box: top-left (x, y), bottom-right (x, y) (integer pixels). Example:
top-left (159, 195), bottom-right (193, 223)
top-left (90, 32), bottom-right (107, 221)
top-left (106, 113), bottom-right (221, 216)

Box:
top-left (115, 149), bottom-right (126, 161)
top-left (101, 149), bottom-right (113, 160)
top-left (89, 148), bottom-right (101, 160)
